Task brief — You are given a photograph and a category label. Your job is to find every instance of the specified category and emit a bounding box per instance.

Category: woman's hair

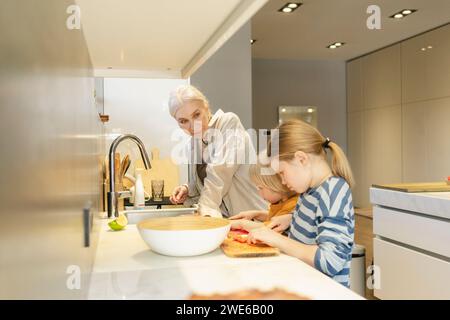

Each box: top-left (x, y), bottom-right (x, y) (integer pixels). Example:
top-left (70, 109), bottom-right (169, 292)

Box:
top-left (168, 84), bottom-right (210, 118)
top-left (249, 162), bottom-right (297, 197)
top-left (271, 119), bottom-right (355, 188)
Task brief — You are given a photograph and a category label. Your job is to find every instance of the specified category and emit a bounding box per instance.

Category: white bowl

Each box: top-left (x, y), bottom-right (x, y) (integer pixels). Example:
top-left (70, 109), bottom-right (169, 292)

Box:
top-left (137, 216), bottom-right (230, 257)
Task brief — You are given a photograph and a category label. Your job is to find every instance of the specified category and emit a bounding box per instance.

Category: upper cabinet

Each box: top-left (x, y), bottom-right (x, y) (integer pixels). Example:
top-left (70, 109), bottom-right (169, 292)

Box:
top-left (402, 24), bottom-right (450, 103)
top-left (347, 24), bottom-right (450, 208)
top-left (362, 44), bottom-right (401, 110)
top-left (347, 58), bottom-right (364, 113)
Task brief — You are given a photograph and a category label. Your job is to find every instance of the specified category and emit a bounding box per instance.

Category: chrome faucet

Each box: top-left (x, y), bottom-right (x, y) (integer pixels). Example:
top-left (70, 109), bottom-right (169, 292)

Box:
top-left (107, 134), bottom-right (151, 218)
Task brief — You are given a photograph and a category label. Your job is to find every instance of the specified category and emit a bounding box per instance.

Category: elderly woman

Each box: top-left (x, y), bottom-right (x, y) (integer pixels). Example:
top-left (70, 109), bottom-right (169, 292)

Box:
top-left (168, 84), bottom-right (267, 218)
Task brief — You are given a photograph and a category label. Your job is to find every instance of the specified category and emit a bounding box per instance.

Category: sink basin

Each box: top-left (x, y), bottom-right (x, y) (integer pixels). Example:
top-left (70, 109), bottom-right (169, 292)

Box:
top-left (123, 204), bottom-right (198, 224)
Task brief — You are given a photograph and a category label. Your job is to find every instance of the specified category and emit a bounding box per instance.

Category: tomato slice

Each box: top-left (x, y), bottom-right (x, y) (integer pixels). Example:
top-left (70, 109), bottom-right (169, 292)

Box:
top-left (228, 230), bottom-right (249, 243)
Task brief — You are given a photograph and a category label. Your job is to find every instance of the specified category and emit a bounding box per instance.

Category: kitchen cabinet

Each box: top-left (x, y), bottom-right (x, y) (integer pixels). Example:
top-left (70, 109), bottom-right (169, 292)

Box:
top-left (347, 24), bottom-right (450, 208)
top-left (362, 44), bottom-right (401, 110)
top-left (363, 105), bottom-right (402, 192)
top-left (347, 58), bottom-right (364, 113)
top-left (402, 96), bottom-right (450, 182)
top-left (347, 111), bottom-right (366, 206)
top-left (371, 187), bottom-right (450, 299)
top-left (402, 24), bottom-right (450, 103)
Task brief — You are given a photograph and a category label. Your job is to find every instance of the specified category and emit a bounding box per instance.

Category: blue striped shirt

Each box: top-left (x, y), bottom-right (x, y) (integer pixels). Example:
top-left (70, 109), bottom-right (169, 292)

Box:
top-left (289, 176), bottom-right (355, 287)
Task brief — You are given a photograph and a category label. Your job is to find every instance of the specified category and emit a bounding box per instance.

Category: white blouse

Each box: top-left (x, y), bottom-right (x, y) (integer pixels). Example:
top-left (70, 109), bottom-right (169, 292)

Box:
top-left (184, 109), bottom-right (268, 217)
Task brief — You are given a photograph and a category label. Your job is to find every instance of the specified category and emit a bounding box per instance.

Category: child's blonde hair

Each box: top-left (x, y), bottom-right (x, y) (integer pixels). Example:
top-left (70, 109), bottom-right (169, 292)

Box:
top-left (249, 162), bottom-right (297, 197)
top-left (271, 119), bottom-right (355, 188)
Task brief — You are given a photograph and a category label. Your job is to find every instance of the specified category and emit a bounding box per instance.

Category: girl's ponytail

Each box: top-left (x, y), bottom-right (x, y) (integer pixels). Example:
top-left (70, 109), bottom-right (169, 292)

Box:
top-left (326, 141), bottom-right (355, 188)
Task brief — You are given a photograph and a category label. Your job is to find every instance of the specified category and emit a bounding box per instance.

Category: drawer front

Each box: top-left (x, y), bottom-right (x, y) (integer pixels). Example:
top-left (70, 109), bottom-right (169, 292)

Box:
top-left (373, 206), bottom-right (450, 258)
top-left (374, 238), bottom-right (450, 299)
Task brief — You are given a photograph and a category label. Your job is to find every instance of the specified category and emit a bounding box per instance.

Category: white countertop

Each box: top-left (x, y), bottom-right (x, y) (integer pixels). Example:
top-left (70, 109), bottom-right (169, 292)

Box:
top-left (88, 220), bottom-right (363, 300)
top-left (370, 187), bottom-right (450, 220)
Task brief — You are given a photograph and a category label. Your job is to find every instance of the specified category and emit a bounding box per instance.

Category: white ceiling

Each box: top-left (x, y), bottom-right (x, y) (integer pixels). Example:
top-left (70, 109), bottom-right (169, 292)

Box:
top-left (251, 0), bottom-right (450, 61)
top-left (75, 0), bottom-right (268, 78)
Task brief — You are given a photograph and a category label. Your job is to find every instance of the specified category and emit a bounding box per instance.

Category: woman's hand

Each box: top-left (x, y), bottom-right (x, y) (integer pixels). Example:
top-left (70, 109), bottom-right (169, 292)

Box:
top-left (266, 214), bottom-right (293, 233)
top-left (247, 227), bottom-right (282, 247)
top-left (230, 219), bottom-right (263, 232)
top-left (169, 185), bottom-right (188, 204)
top-left (229, 210), bottom-right (266, 221)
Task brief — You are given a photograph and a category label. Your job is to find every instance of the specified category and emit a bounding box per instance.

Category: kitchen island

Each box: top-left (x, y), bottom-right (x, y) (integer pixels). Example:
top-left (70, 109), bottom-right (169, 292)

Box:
top-left (88, 219), bottom-right (363, 300)
top-left (371, 187), bottom-right (450, 299)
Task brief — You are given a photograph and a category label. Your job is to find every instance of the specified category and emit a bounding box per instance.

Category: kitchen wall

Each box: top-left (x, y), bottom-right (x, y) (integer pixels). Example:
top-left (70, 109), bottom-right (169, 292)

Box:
top-left (252, 59), bottom-right (348, 151)
top-left (102, 78), bottom-right (189, 184)
top-left (0, 0), bottom-right (102, 298)
top-left (347, 23), bottom-right (450, 208)
top-left (191, 22), bottom-right (253, 129)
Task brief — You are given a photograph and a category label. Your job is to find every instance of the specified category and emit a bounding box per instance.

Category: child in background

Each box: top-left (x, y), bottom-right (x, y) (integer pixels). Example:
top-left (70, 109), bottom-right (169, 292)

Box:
top-left (231, 119), bottom-right (355, 287)
top-left (230, 162), bottom-right (298, 230)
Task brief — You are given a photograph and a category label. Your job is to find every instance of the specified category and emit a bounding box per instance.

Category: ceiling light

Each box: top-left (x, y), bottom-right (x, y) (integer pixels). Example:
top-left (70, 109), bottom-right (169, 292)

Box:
top-left (327, 42), bottom-right (345, 49)
top-left (390, 9), bottom-right (417, 19)
top-left (279, 2), bottom-right (302, 13)
top-left (427, 45), bottom-right (433, 49)
top-left (421, 48), bottom-right (426, 51)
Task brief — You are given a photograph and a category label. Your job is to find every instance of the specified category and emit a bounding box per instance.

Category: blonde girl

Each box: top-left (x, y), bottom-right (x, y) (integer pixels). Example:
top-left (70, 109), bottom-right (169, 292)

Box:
top-left (231, 119), bottom-right (355, 287)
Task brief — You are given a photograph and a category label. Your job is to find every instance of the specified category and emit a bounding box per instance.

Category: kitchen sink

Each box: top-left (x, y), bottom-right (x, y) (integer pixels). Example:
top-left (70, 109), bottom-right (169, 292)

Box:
top-left (123, 204), bottom-right (198, 224)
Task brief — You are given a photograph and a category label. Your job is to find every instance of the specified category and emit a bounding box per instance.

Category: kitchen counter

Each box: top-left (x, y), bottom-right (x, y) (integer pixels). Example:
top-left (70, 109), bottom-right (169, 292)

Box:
top-left (88, 219), bottom-right (363, 300)
top-left (370, 187), bottom-right (450, 299)
top-left (370, 187), bottom-right (450, 220)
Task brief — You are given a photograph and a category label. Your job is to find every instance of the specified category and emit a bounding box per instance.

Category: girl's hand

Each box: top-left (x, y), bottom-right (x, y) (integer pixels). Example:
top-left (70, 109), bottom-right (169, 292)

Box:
top-left (266, 214), bottom-right (293, 233)
top-left (230, 219), bottom-right (263, 232)
top-left (229, 210), bottom-right (264, 221)
top-left (247, 227), bottom-right (281, 247)
top-left (169, 185), bottom-right (188, 204)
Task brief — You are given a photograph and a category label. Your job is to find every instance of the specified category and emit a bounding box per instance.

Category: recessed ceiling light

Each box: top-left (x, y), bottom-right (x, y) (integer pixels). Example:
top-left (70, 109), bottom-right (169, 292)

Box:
top-left (390, 9), bottom-right (417, 19)
top-left (421, 48), bottom-right (426, 51)
top-left (327, 42), bottom-right (345, 49)
top-left (427, 45), bottom-right (433, 49)
top-left (278, 2), bottom-right (302, 13)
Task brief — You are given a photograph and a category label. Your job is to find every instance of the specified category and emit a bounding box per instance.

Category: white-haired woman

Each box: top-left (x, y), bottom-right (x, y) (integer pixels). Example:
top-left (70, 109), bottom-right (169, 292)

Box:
top-left (168, 84), bottom-right (267, 218)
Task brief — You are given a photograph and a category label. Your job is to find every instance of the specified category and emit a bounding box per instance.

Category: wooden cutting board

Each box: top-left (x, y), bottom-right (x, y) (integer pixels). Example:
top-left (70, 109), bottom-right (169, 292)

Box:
top-left (372, 182), bottom-right (450, 193)
top-left (221, 238), bottom-right (280, 258)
